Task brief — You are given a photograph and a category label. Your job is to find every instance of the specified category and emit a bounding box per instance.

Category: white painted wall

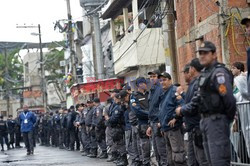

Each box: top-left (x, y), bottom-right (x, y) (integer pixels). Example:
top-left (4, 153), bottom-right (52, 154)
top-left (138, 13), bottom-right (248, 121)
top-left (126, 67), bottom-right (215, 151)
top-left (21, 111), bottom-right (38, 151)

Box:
top-left (113, 28), bottom-right (165, 75)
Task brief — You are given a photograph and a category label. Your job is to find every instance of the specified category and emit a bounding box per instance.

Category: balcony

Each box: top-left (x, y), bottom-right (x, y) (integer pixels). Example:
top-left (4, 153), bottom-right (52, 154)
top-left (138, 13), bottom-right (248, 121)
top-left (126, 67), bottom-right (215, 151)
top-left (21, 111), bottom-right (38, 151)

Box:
top-left (113, 28), bottom-right (165, 75)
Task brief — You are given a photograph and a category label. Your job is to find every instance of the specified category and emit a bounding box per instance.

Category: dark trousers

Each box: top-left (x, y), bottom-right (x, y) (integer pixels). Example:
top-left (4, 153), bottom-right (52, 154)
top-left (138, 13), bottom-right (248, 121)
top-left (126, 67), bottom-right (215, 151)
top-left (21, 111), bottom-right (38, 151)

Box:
top-left (187, 130), bottom-right (209, 166)
top-left (151, 123), bottom-right (168, 165)
top-left (200, 114), bottom-right (231, 166)
top-left (9, 132), bottom-right (15, 145)
top-left (15, 131), bottom-right (21, 146)
top-left (95, 127), bottom-right (107, 152)
top-left (131, 126), bottom-right (142, 162)
top-left (0, 134), bottom-right (9, 150)
top-left (59, 129), bottom-right (64, 148)
top-left (164, 128), bottom-right (187, 166)
top-left (69, 130), bottom-right (76, 150)
top-left (23, 131), bottom-right (34, 152)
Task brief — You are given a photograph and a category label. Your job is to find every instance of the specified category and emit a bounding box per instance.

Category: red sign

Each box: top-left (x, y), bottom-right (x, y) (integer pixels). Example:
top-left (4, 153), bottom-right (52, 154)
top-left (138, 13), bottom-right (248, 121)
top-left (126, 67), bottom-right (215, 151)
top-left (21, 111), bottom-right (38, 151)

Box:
top-left (70, 78), bottom-right (124, 101)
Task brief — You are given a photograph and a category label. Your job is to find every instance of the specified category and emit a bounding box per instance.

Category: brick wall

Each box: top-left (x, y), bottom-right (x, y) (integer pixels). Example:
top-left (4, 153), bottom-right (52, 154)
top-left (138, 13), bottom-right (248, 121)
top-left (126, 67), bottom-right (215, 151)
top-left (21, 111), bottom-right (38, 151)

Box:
top-left (175, 0), bottom-right (249, 85)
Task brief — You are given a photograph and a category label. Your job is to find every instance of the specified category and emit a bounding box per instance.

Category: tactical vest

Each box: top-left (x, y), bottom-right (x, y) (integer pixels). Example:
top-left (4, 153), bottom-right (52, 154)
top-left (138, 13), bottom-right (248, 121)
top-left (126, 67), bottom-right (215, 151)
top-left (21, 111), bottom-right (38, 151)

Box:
top-left (198, 63), bottom-right (232, 114)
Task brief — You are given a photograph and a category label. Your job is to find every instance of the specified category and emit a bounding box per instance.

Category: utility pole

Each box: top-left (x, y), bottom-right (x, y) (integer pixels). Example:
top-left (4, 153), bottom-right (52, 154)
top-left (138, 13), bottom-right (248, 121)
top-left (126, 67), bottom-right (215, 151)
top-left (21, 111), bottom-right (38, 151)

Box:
top-left (4, 47), bottom-right (10, 116)
top-left (66, 0), bottom-right (77, 83)
top-left (38, 24), bottom-right (47, 112)
top-left (162, 0), bottom-right (178, 82)
top-left (93, 13), bottom-right (105, 79)
top-left (80, 0), bottom-right (105, 80)
top-left (91, 17), bottom-right (98, 79)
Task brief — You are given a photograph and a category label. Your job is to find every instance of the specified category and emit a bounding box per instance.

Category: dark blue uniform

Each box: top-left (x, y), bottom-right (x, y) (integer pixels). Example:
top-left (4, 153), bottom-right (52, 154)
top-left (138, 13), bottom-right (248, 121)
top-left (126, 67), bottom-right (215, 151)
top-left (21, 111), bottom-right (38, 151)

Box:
top-left (180, 77), bottom-right (209, 166)
top-left (7, 119), bottom-right (16, 148)
top-left (107, 103), bottom-right (127, 165)
top-left (0, 119), bottom-right (9, 151)
top-left (130, 91), bottom-right (150, 165)
top-left (158, 85), bottom-right (186, 165)
top-left (197, 62), bottom-right (236, 166)
top-left (148, 82), bottom-right (167, 165)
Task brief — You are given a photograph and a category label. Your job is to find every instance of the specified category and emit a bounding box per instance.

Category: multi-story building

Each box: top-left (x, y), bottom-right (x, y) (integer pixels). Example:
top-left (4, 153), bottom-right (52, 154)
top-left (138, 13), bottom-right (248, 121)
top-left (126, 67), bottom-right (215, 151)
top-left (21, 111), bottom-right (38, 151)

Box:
top-left (101, 0), bottom-right (166, 85)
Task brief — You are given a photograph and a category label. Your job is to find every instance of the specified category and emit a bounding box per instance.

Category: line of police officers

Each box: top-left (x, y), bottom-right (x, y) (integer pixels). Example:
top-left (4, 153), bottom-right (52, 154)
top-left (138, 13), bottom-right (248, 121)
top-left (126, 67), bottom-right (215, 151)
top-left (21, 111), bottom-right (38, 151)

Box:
top-left (2, 40), bottom-right (235, 166)
top-left (36, 41), bottom-right (236, 166)
top-left (0, 115), bottom-right (23, 151)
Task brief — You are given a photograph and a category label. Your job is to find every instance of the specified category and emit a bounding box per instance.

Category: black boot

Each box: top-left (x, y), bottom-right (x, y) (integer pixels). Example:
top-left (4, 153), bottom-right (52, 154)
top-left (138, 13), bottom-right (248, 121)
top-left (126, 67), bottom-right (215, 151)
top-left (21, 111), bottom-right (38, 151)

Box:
top-left (99, 151), bottom-right (108, 159)
top-left (87, 149), bottom-right (97, 158)
top-left (107, 151), bottom-right (118, 162)
top-left (116, 154), bottom-right (128, 166)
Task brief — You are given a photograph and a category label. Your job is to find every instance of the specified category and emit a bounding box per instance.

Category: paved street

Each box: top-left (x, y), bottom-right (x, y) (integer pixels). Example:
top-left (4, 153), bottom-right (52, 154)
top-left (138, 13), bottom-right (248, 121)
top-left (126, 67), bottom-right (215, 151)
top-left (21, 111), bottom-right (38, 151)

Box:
top-left (0, 145), bottom-right (113, 166)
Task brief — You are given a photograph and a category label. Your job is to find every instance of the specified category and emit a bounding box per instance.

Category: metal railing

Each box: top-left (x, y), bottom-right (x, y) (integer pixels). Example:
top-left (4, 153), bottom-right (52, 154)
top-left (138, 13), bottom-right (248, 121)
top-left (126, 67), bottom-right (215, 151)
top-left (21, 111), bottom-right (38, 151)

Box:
top-left (231, 101), bottom-right (250, 166)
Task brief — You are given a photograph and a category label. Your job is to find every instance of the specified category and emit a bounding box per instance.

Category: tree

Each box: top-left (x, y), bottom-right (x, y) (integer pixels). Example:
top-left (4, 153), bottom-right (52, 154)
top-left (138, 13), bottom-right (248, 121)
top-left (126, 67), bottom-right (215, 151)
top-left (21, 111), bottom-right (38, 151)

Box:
top-left (0, 49), bottom-right (23, 90)
top-left (44, 46), bottom-right (66, 101)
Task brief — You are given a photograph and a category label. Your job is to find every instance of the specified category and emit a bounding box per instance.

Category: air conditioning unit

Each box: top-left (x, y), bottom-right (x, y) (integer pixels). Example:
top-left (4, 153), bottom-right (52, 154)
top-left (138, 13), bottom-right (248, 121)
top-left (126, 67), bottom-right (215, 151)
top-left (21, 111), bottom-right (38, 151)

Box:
top-left (60, 60), bottom-right (66, 67)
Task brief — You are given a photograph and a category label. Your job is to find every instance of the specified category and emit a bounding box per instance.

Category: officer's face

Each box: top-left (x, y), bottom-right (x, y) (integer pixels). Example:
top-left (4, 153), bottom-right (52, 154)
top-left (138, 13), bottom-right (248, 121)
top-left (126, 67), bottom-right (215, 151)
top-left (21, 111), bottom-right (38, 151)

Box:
top-left (159, 77), bottom-right (172, 89)
top-left (199, 51), bottom-right (216, 66)
top-left (149, 74), bottom-right (158, 85)
top-left (183, 71), bottom-right (191, 83)
top-left (138, 83), bottom-right (147, 90)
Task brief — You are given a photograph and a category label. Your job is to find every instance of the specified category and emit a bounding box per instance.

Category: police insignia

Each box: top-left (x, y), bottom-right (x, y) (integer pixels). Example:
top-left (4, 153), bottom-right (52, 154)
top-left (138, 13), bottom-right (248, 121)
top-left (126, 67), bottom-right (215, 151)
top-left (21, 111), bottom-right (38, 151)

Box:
top-left (219, 84), bottom-right (227, 95)
top-left (217, 75), bottom-right (225, 84)
top-left (115, 110), bottom-right (119, 114)
top-left (130, 99), bottom-right (135, 103)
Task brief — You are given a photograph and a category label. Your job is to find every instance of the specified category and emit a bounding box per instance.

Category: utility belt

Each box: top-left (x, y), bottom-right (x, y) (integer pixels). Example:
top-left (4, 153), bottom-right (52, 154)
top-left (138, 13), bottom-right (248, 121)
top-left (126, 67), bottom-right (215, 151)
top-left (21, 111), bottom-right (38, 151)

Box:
top-left (201, 112), bottom-right (226, 119)
top-left (191, 127), bottom-right (203, 149)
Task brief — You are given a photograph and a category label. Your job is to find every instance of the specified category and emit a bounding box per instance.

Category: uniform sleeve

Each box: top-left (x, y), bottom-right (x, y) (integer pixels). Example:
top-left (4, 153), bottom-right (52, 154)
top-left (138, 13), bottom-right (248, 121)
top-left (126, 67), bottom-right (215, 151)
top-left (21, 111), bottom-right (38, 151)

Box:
top-left (213, 68), bottom-right (237, 120)
top-left (180, 82), bottom-right (199, 116)
top-left (108, 108), bottom-right (121, 126)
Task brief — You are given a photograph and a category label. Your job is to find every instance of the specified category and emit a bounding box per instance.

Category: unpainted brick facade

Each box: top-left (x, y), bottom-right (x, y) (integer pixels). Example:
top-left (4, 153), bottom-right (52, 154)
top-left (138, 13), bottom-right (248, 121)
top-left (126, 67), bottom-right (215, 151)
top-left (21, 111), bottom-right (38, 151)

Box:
top-left (175, 0), bottom-right (250, 85)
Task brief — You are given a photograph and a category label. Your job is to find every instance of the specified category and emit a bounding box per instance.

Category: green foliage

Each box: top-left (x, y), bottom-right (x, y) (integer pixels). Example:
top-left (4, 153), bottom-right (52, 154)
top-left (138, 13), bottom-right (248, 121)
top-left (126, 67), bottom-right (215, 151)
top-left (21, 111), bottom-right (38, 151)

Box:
top-left (44, 48), bottom-right (64, 81)
top-left (0, 49), bottom-right (23, 88)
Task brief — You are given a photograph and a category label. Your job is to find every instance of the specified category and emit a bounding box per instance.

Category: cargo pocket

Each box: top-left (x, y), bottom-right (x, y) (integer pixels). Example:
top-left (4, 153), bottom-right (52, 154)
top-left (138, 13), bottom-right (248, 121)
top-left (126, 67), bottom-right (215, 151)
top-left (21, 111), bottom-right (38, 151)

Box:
top-left (172, 151), bottom-right (186, 164)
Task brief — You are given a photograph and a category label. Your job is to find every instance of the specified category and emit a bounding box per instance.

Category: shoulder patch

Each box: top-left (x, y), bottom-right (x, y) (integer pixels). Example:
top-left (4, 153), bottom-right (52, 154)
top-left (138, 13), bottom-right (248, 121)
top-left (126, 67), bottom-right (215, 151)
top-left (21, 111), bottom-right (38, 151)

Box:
top-left (130, 99), bottom-right (136, 103)
top-left (115, 110), bottom-right (119, 114)
top-left (216, 74), bottom-right (225, 84)
top-left (218, 84), bottom-right (227, 95)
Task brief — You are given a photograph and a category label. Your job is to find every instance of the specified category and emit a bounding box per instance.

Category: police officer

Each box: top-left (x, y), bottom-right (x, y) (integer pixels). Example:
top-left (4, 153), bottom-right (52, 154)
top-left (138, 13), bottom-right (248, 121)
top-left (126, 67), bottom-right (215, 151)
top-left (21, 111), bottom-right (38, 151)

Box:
top-left (74, 103), bottom-right (85, 152)
top-left (14, 114), bottom-right (22, 148)
top-left (81, 103), bottom-right (91, 156)
top-left (85, 100), bottom-right (98, 158)
top-left (62, 109), bottom-right (70, 149)
top-left (53, 110), bottom-right (61, 147)
top-left (146, 70), bottom-right (168, 166)
top-left (158, 72), bottom-right (187, 166)
top-left (120, 88), bottom-right (143, 166)
top-left (82, 100), bottom-right (93, 156)
top-left (106, 89), bottom-right (120, 162)
top-left (48, 112), bottom-right (54, 146)
top-left (122, 85), bottom-right (134, 164)
top-left (58, 109), bottom-right (65, 149)
top-left (130, 77), bottom-right (151, 166)
top-left (92, 98), bottom-right (108, 159)
top-left (194, 41), bottom-right (236, 166)
top-left (7, 115), bottom-right (16, 149)
top-left (67, 105), bottom-right (78, 151)
top-left (105, 93), bottom-right (128, 166)
top-left (0, 115), bottom-right (10, 151)
top-left (176, 58), bottom-right (209, 166)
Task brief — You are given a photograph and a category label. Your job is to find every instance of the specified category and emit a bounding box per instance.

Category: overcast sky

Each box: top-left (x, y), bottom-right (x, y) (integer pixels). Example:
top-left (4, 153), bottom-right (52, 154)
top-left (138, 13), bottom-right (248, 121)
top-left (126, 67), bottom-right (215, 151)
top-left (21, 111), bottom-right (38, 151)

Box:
top-left (0, 0), bottom-right (83, 43)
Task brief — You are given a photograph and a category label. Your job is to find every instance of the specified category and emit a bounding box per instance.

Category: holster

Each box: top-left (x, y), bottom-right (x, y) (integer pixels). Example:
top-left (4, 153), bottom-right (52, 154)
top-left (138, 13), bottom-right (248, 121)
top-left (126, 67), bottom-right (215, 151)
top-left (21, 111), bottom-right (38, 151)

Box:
top-left (138, 124), bottom-right (149, 139)
top-left (192, 128), bottom-right (203, 149)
